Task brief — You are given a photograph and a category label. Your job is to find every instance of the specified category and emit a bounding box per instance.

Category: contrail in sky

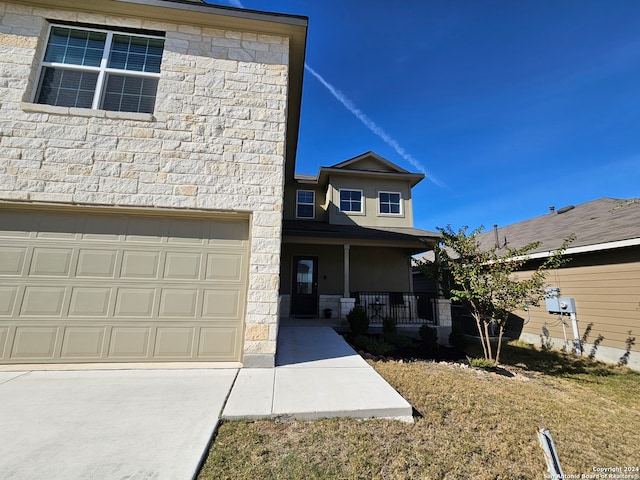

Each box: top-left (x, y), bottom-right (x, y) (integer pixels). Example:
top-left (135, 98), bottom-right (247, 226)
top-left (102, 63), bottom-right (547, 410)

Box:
top-left (222, 0), bottom-right (446, 188)
top-left (304, 64), bottom-right (445, 188)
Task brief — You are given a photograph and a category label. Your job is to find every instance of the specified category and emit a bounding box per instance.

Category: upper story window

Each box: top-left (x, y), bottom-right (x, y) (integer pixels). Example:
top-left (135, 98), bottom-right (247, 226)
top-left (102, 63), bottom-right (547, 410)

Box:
top-left (339, 189), bottom-right (363, 213)
top-left (34, 24), bottom-right (165, 114)
top-left (296, 190), bottom-right (315, 219)
top-left (379, 191), bottom-right (402, 215)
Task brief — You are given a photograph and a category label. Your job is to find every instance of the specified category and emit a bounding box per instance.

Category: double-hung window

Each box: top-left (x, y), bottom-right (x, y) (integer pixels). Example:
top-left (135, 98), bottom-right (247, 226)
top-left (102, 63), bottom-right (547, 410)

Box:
top-left (339, 189), bottom-right (363, 213)
top-left (378, 191), bottom-right (402, 215)
top-left (296, 190), bottom-right (315, 219)
top-left (35, 24), bottom-right (165, 114)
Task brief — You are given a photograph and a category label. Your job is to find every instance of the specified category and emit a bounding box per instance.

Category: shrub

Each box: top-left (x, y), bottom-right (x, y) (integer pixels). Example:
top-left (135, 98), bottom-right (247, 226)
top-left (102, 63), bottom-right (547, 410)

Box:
top-left (448, 327), bottom-right (468, 351)
top-left (467, 356), bottom-right (497, 370)
top-left (419, 324), bottom-right (438, 349)
top-left (346, 306), bottom-right (369, 335)
top-left (352, 335), bottom-right (393, 356)
top-left (382, 316), bottom-right (397, 339)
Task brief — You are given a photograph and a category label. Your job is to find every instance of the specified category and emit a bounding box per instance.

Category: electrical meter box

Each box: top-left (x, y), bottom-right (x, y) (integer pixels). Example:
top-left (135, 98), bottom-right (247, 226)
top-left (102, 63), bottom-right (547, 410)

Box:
top-left (545, 288), bottom-right (577, 314)
top-left (545, 287), bottom-right (561, 313)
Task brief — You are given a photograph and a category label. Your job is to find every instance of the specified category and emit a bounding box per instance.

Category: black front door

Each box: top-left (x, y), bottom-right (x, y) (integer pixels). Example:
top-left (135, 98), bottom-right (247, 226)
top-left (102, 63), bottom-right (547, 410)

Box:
top-left (290, 256), bottom-right (318, 317)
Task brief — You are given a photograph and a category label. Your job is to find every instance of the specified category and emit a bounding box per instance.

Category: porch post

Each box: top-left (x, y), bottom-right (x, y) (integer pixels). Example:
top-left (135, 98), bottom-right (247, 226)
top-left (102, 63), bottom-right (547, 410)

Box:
top-left (343, 243), bottom-right (350, 297)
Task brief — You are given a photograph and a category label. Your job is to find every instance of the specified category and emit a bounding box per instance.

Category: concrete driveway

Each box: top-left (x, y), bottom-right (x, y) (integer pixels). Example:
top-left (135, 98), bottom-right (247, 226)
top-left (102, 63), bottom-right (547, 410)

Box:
top-left (0, 369), bottom-right (237, 480)
top-left (0, 327), bottom-right (413, 479)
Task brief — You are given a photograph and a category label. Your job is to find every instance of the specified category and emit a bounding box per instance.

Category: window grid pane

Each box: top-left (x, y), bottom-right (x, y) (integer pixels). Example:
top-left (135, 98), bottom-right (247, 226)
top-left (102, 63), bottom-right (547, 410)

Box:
top-left (340, 190), bottom-right (362, 212)
top-left (102, 75), bottom-right (159, 114)
top-left (37, 67), bottom-right (98, 108)
top-left (44, 27), bottom-right (106, 66)
top-left (296, 190), bottom-right (314, 218)
top-left (109, 35), bottom-right (164, 73)
top-left (379, 192), bottom-right (401, 214)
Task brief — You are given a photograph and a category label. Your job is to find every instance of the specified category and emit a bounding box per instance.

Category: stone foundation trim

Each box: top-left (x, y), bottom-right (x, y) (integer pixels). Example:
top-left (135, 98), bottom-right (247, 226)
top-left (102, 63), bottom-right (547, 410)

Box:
top-left (242, 353), bottom-right (275, 368)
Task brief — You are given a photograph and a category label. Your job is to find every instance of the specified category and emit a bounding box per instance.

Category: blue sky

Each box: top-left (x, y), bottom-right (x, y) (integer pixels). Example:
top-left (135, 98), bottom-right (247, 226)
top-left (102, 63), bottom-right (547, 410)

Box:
top-left (207, 0), bottom-right (640, 233)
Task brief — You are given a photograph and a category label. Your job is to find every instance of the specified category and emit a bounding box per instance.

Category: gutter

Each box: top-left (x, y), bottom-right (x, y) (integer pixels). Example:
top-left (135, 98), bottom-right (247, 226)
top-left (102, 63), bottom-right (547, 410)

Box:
top-left (526, 237), bottom-right (640, 260)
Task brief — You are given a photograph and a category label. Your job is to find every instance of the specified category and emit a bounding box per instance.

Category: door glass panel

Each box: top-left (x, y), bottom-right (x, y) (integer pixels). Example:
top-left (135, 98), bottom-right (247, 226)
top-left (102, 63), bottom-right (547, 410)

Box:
top-left (295, 259), bottom-right (314, 294)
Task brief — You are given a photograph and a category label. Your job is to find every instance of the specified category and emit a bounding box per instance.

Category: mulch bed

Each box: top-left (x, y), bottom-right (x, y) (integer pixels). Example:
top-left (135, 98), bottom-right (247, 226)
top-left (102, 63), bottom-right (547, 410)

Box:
top-left (342, 332), bottom-right (467, 362)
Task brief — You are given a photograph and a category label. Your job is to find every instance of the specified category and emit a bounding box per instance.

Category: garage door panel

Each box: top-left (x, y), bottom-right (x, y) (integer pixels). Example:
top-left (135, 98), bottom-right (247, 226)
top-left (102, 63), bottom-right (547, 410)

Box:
top-left (0, 287), bottom-right (18, 316)
top-left (206, 253), bottom-right (244, 281)
top-left (82, 215), bottom-right (124, 241)
top-left (20, 286), bottom-right (66, 316)
top-left (76, 249), bottom-right (118, 277)
top-left (11, 326), bottom-right (59, 358)
top-left (125, 217), bottom-right (165, 243)
top-left (159, 289), bottom-right (198, 317)
top-left (0, 327), bottom-right (8, 357)
top-left (203, 290), bottom-right (241, 319)
top-left (69, 287), bottom-right (112, 317)
top-left (0, 211), bottom-right (33, 238)
top-left (0, 208), bottom-right (248, 364)
top-left (0, 247), bottom-right (27, 275)
top-left (61, 327), bottom-right (105, 358)
top-left (109, 327), bottom-right (151, 358)
top-left (121, 251), bottom-right (161, 279)
top-left (168, 219), bottom-right (207, 244)
top-left (154, 327), bottom-right (194, 357)
top-left (29, 248), bottom-right (73, 276)
top-left (36, 214), bottom-right (81, 239)
top-left (198, 327), bottom-right (239, 358)
top-left (208, 219), bottom-right (249, 244)
top-left (114, 289), bottom-right (156, 317)
top-left (164, 252), bottom-right (202, 280)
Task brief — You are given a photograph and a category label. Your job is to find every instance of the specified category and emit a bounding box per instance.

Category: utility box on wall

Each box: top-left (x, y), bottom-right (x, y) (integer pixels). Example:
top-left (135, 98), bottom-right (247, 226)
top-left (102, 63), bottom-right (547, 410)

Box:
top-left (545, 287), bottom-right (561, 313)
top-left (545, 287), bottom-right (577, 314)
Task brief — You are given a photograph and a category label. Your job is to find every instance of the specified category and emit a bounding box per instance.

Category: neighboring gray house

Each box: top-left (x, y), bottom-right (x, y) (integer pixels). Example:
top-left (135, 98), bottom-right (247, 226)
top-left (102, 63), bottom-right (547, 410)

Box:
top-left (0, 0), bottom-right (307, 367)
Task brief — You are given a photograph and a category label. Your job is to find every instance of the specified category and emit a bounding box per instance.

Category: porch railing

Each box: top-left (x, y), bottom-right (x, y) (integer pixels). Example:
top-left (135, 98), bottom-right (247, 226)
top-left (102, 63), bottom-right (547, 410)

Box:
top-left (353, 291), bottom-right (438, 325)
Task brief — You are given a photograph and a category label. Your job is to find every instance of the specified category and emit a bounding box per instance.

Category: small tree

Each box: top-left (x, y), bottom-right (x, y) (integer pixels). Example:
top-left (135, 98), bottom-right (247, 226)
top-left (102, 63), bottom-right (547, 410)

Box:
top-left (419, 225), bottom-right (572, 365)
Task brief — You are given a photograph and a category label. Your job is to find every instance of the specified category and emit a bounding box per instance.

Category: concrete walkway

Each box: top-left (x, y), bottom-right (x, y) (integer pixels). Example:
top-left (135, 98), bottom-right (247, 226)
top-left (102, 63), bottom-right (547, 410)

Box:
top-left (223, 326), bottom-right (413, 422)
top-left (0, 326), bottom-right (412, 479)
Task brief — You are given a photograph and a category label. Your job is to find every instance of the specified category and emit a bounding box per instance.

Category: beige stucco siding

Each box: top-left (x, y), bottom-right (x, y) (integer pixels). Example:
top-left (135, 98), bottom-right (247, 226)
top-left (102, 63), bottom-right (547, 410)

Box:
top-left (516, 248), bottom-right (640, 365)
top-left (350, 247), bottom-right (412, 292)
top-left (280, 244), bottom-right (412, 295)
top-left (283, 183), bottom-right (328, 222)
top-left (327, 176), bottom-right (414, 228)
top-left (0, 1), bottom-right (291, 365)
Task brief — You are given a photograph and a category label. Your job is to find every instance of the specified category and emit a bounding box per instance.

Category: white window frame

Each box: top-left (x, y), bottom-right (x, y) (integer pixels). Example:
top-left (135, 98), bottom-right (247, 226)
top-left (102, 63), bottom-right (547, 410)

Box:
top-left (378, 191), bottom-right (402, 216)
top-left (34, 23), bottom-right (164, 112)
top-left (296, 189), bottom-right (315, 219)
top-left (338, 189), bottom-right (364, 214)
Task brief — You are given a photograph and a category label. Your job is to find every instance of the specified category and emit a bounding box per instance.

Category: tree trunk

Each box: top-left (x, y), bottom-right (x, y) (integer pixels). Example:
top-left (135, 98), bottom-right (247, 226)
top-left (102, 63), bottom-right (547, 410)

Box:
top-left (495, 324), bottom-right (505, 365)
top-left (483, 320), bottom-right (493, 360)
top-left (473, 313), bottom-right (488, 360)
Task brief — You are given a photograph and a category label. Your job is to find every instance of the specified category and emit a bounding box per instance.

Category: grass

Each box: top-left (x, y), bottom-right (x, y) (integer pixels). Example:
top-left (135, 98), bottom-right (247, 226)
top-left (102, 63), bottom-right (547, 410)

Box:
top-left (198, 342), bottom-right (640, 480)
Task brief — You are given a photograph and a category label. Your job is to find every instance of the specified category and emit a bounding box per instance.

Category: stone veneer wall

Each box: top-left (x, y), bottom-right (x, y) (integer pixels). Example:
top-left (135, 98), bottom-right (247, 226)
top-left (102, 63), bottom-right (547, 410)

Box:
top-left (0, 2), bottom-right (290, 367)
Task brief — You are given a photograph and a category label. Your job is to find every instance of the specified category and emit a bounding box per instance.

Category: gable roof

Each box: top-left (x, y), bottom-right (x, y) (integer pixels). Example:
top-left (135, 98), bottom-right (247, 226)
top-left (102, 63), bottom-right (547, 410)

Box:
top-left (329, 151), bottom-right (410, 173)
top-left (296, 151), bottom-right (424, 187)
top-left (477, 198), bottom-right (640, 257)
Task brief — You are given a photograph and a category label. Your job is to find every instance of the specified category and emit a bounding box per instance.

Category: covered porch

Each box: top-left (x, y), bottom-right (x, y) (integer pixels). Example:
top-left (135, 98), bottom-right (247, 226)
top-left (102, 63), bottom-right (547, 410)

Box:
top-left (279, 220), bottom-right (451, 334)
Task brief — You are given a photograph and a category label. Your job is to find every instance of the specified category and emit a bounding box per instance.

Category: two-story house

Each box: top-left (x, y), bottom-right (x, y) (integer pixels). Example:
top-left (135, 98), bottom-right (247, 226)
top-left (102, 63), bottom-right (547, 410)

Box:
top-left (280, 151), bottom-right (439, 323)
top-left (0, 0), bottom-right (306, 367)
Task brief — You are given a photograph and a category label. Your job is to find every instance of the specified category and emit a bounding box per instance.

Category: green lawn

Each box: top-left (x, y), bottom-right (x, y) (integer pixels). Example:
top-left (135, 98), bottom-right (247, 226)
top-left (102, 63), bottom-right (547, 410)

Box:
top-left (198, 343), bottom-right (640, 480)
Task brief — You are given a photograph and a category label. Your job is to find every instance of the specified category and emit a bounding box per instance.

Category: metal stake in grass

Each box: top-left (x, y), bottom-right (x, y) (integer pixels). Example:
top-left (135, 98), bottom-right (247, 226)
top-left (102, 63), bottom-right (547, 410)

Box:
top-left (537, 427), bottom-right (564, 478)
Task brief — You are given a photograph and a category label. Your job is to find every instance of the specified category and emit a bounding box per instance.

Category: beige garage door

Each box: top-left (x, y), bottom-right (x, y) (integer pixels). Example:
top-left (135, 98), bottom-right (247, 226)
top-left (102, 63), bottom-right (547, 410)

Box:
top-left (0, 207), bottom-right (249, 364)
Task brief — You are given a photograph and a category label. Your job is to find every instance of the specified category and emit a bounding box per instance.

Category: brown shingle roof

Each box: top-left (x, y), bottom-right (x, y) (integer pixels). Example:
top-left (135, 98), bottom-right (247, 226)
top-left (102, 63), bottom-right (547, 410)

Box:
top-left (477, 198), bottom-right (640, 254)
top-left (283, 220), bottom-right (439, 244)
